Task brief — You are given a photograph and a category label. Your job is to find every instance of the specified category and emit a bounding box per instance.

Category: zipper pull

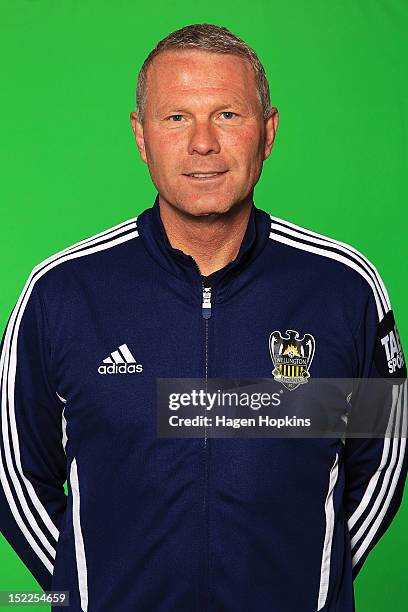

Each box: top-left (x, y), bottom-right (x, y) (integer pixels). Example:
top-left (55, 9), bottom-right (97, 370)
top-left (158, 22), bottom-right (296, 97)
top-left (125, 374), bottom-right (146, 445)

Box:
top-left (202, 286), bottom-right (212, 319)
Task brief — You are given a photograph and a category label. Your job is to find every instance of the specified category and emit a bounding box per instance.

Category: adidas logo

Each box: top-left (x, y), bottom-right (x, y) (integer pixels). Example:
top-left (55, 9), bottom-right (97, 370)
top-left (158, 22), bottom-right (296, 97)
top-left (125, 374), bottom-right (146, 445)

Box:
top-left (98, 344), bottom-right (143, 375)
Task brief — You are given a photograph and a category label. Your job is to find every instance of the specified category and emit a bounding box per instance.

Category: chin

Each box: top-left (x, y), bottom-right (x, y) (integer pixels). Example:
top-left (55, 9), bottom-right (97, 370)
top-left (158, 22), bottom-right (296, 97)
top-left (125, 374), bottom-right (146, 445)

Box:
top-left (176, 192), bottom-right (237, 218)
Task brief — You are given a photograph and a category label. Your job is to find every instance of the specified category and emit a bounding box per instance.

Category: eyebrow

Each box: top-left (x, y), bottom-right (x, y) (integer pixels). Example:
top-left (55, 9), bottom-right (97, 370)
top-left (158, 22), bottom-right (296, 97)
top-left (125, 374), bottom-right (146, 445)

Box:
top-left (155, 100), bottom-right (249, 116)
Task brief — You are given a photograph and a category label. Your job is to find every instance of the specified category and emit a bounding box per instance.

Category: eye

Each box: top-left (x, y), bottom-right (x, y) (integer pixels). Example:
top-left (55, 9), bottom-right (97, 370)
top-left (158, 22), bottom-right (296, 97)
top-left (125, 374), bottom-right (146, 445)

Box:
top-left (220, 111), bottom-right (237, 120)
top-left (167, 114), bottom-right (184, 122)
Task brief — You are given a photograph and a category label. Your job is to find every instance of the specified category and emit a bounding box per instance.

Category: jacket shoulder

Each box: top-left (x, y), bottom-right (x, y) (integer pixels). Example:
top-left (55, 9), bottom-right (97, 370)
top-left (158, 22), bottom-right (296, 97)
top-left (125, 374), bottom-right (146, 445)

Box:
top-left (268, 213), bottom-right (391, 322)
top-left (29, 215), bottom-right (139, 293)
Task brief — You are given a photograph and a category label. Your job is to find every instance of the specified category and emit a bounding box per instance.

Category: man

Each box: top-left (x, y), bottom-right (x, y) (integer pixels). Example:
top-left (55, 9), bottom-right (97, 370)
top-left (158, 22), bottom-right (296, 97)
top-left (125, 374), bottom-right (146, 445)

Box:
top-left (0, 23), bottom-right (406, 612)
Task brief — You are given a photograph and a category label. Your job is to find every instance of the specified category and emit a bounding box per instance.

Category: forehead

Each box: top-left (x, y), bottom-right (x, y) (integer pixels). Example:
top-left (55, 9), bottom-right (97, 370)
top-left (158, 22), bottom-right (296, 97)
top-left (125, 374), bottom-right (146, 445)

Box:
top-left (145, 49), bottom-right (258, 101)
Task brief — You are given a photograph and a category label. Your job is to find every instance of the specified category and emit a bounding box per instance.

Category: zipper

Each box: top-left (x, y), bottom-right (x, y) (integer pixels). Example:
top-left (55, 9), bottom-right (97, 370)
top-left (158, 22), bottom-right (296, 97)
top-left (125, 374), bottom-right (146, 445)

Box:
top-left (201, 279), bottom-right (211, 611)
top-left (202, 285), bottom-right (212, 320)
top-left (191, 259), bottom-right (212, 610)
top-left (201, 280), bottom-right (210, 449)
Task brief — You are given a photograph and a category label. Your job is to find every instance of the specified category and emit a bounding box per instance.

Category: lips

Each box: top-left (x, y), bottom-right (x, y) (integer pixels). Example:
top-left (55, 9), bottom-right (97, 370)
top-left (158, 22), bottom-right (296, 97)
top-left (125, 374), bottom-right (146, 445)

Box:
top-left (189, 173), bottom-right (220, 178)
top-left (183, 170), bottom-right (228, 179)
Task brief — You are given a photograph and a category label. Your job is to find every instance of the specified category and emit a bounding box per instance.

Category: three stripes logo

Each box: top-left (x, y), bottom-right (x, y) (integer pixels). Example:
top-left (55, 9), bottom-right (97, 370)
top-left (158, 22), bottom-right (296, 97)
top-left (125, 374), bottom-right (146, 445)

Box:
top-left (98, 344), bottom-right (143, 375)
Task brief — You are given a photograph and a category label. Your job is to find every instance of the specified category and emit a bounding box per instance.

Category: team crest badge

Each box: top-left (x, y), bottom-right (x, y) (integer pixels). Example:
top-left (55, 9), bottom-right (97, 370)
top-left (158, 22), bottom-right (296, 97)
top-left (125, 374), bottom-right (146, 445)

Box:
top-left (269, 329), bottom-right (315, 391)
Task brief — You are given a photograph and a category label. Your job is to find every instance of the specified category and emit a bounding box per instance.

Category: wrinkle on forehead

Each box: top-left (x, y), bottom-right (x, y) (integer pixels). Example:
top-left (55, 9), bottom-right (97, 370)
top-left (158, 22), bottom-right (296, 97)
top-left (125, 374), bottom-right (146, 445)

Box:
top-left (148, 49), bottom-right (255, 84)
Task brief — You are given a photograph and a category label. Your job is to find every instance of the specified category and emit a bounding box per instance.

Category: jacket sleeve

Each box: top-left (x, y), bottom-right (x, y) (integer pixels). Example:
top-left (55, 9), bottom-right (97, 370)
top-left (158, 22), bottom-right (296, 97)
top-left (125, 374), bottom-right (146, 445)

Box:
top-left (344, 276), bottom-right (407, 580)
top-left (0, 276), bottom-right (67, 591)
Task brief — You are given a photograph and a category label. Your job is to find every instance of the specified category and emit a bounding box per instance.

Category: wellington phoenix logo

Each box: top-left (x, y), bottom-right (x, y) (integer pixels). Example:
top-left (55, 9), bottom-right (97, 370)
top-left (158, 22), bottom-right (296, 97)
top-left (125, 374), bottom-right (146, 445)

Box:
top-left (98, 344), bottom-right (143, 375)
top-left (269, 329), bottom-right (315, 391)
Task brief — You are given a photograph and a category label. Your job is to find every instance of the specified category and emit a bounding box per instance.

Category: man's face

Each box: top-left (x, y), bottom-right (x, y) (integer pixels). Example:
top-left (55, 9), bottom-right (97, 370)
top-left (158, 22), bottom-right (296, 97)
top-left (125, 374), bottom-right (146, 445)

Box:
top-left (130, 49), bottom-right (278, 217)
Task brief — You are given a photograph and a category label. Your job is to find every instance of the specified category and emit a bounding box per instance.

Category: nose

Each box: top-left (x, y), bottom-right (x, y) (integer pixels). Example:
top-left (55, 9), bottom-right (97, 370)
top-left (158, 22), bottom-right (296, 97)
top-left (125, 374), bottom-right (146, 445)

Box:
top-left (187, 120), bottom-right (221, 155)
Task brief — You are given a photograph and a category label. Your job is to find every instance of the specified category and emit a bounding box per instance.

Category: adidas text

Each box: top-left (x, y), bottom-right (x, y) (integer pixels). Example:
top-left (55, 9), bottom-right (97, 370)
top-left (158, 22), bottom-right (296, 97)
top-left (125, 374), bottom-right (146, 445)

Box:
top-left (98, 363), bottom-right (143, 375)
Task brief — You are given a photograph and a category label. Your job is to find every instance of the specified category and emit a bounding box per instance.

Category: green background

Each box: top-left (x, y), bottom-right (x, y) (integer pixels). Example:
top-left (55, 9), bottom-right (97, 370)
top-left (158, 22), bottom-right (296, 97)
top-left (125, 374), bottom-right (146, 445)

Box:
top-left (0, 0), bottom-right (407, 610)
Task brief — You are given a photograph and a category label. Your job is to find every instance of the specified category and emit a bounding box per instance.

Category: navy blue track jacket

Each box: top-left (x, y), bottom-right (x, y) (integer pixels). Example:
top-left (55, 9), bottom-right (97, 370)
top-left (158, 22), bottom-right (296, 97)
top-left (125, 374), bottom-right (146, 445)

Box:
top-left (1, 195), bottom-right (407, 611)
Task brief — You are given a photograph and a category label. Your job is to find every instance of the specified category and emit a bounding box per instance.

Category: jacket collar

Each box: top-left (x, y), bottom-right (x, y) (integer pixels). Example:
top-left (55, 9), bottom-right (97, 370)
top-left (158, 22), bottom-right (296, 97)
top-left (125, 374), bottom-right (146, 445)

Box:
top-left (136, 194), bottom-right (271, 300)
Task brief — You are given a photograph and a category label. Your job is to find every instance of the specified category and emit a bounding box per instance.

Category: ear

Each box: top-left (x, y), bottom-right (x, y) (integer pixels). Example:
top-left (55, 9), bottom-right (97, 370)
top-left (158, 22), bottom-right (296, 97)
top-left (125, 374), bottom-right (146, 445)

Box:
top-left (263, 107), bottom-right (279, 161)
top-left (130, 111), bottom-right (148, 164)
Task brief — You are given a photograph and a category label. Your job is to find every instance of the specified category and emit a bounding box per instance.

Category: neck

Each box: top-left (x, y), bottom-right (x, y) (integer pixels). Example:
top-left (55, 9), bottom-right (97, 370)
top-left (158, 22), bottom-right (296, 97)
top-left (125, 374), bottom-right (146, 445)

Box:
top-left (158, 195), bottom-right (254, 276)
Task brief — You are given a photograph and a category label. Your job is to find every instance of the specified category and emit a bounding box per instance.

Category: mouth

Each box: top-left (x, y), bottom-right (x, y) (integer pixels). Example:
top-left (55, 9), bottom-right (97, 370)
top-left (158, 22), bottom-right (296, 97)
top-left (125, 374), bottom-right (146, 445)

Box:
top-left (183, 171), bottom-right (228, 180)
